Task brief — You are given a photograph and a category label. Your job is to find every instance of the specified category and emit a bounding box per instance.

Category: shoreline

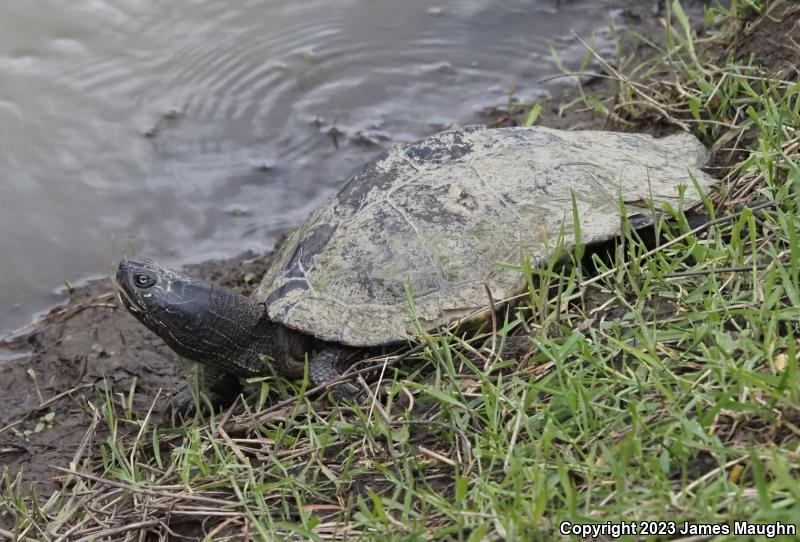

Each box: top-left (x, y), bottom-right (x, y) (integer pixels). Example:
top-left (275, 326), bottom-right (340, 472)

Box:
top-left (0, 0), bottom-right (664, 353)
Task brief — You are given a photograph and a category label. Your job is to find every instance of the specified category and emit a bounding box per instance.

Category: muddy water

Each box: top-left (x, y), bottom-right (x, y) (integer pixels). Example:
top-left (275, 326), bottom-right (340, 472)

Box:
top-left (0, 0), bottom-right (616, 346)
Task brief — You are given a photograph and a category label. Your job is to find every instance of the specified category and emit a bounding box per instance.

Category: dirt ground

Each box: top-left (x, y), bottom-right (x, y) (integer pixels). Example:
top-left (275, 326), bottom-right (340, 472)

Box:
top-left (1, 0), bottom-right (794, 503)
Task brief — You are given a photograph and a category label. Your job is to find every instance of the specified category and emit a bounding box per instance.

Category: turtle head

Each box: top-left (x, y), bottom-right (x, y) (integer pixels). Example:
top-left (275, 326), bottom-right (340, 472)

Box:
top-left (115, 258), bottom-right (212, 341)
top-left (116, 258), bottom-right (272, 373)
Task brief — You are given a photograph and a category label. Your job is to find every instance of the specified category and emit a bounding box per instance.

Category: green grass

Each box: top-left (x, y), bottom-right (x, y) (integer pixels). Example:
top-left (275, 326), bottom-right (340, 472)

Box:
top-left (2, 1), bottom-right (800, 540)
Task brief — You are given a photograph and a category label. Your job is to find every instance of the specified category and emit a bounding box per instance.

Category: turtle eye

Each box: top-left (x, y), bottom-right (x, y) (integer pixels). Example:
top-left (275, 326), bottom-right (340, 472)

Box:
top-left (134, 274), bottom-right (156, 289)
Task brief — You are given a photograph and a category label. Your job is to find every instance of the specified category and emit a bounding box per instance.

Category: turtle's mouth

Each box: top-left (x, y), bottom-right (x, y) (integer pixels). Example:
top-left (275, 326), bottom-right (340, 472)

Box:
top-left (116, 287), bottom-right (141, 313)
top-left (114, 261), bottom-right (144, 314)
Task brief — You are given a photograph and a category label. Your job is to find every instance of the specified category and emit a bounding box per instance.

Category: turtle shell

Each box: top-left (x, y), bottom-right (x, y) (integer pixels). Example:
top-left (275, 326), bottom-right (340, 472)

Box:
top-left (255, 125), bottom-right (716, 346)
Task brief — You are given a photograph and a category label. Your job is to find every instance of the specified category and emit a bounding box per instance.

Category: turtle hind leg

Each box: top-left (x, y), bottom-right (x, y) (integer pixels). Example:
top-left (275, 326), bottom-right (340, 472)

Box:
top-left (309, 347), bottom-right (360, 401)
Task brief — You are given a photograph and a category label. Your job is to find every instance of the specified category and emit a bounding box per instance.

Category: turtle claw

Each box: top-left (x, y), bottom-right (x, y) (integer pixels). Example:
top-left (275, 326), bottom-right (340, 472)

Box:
top-left (170, 384), bottom-right (225, 424)
top-left (171, 391), bottom-right (194, 424)
top-left (171, 386), bottom-right (203, 424)
top-left (330, 380), bottom-right (361, 402)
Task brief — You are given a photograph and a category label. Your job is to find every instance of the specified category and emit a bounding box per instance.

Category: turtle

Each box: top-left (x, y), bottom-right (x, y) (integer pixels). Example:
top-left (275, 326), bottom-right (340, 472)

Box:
top-left (116, 125), bottom-right (717, 410)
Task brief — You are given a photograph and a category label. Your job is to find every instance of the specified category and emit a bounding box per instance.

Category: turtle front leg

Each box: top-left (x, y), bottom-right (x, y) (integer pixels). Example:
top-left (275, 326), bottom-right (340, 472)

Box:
top-left (202, 364), bottom-right (244, 406)
top-left (309, 347), bottom-right (360, 401)
top-left (173, 364), bottom-right (242, 420)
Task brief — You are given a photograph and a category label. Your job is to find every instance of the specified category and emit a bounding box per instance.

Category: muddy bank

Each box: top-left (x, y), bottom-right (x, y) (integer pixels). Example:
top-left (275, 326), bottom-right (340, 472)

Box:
top-left (2, 0), bottom-right (792, 501)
